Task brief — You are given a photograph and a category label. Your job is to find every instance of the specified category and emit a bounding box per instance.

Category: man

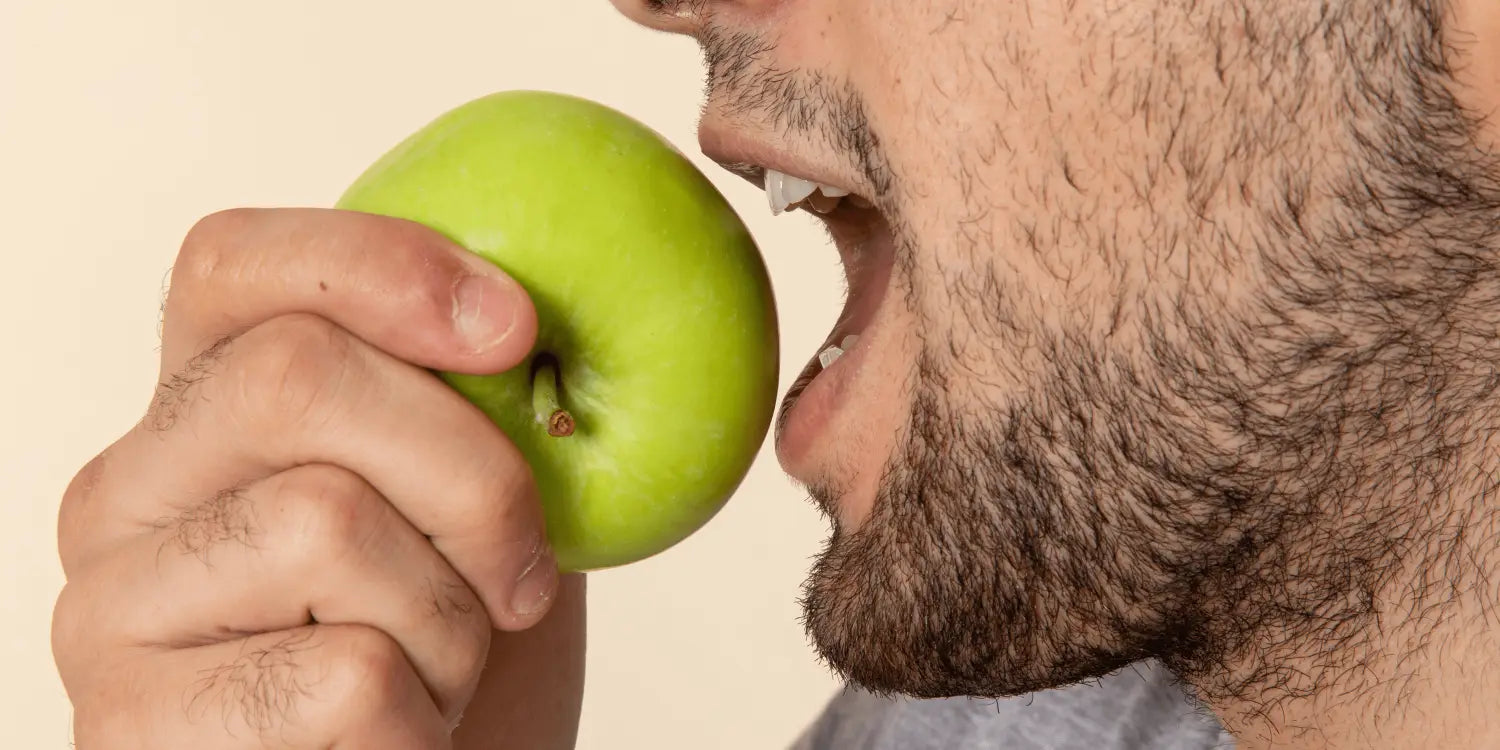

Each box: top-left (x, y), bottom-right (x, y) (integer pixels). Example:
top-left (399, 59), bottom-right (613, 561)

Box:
top-left (50, 0), bottom-right (1500, 747)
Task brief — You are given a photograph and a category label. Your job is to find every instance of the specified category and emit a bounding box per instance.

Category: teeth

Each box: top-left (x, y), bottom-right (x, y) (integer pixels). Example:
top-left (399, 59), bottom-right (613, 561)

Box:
top-left (781, 174), bottom-right (818, 206)
top-left (817, 335), bottom-right (861, 370)
top-left (817, 344), bottom-right (845, 369)
top-left (765, 168), bottom-right (860, 215)
top-left (766, 170), bottom-right (786, 215)
top-left (806, 190), bottom-right (842, 214)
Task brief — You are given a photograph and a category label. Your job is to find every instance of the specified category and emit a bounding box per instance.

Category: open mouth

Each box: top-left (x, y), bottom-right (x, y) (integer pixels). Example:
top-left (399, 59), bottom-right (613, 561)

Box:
top-left (704, 144), bottom-right (899, 467)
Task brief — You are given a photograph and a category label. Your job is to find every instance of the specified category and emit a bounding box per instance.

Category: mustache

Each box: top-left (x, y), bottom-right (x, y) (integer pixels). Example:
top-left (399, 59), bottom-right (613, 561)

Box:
top-left (699, 24), bottom-right (895, 197)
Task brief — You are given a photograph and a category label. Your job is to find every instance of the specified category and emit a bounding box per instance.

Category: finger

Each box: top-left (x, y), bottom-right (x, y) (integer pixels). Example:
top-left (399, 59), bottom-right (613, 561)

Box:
top-left (64, 313), bottom-right (558, 630)
top-left (162, 207), bottom-right (537, 377)
top-left (61, 464), bottom-right (490, 721)
top-left (70, 625), bottom-right (452, 750)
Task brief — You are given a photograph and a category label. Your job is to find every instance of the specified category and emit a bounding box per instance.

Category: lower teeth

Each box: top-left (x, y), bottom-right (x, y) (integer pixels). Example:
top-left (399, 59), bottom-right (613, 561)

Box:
top-left (818, 345), bottom-right (844, 369)
top-left (806, 191), bottom-right (842, 214)
top-left (817, 334), bottom-right (861, 369)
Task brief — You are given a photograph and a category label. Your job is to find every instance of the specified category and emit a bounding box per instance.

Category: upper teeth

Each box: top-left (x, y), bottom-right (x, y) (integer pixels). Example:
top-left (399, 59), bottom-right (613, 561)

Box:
top-left (766, 169), bottom-right (854, 215)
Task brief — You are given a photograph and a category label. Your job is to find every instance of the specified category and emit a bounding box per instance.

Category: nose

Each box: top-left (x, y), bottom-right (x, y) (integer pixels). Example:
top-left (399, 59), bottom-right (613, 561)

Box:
top-left (608, 0), bottom-right (705, 36)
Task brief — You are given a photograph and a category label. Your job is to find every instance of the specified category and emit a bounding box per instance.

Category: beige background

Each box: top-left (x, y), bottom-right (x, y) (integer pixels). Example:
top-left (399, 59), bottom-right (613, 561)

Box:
top-left (0, 1), bottom-right (846, 746)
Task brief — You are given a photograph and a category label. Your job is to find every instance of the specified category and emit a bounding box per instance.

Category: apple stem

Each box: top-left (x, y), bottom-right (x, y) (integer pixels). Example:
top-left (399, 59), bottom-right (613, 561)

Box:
top-left (532, 357), bottom-right (575, 437)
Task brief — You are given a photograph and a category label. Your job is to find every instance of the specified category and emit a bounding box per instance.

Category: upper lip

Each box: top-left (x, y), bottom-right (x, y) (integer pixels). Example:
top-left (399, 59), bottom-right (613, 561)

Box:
top-left (697, 122), bottom-right (867, 200)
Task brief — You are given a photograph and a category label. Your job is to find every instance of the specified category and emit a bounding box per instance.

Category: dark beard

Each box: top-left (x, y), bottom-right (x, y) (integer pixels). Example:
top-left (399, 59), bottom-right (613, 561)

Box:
top-left (798, 1), bottom-right (1500, 715)
top-left (802, 274), bottom-right (1495, 707)
top-left (801, 328), bottom-right (1257, 700)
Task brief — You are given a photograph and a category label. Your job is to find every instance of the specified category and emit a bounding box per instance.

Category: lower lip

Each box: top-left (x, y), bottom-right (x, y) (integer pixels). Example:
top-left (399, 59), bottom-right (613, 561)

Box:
top-left (776, 331), bottom-right (869, 472)
top-left (774, 242), bottom-right (893, 475)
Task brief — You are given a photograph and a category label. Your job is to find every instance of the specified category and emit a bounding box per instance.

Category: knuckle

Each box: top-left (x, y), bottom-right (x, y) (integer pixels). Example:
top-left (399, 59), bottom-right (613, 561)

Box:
top-left (50, 584), bottom-right (88, 676)
top-left (51, 593), bottom-right (137, 741)
top-left (353, 214), bottom-right (483, 321)
top-left (273, 465), bottom-right (383, 568)
top-left (233, 314), bottom-right (361, 428)
top-left (351, 216), bottom-right (472, 322)
top-left (320, 626), bottom-right (418, 721)
top-left (454, 586), bottom-right (492, 648)
top-left (447, 596), bottom-right (492, 696)
top-left (451, 457), bottom-right (547, 590)
top-left (175, 208), bottom-right (254, 288)
top-left (425, 577), bottom-right (491, 668)
top-left (375, 214), bottom-right (458, 267)
top-left (398, 235), bottom-right (469, 316)
top-left (57, 451), bottom-right (109, 574)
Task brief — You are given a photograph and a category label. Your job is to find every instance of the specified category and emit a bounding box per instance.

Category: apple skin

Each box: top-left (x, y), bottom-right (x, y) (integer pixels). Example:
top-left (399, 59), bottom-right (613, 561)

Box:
top-left (335, 91), bottom-right (779, 572)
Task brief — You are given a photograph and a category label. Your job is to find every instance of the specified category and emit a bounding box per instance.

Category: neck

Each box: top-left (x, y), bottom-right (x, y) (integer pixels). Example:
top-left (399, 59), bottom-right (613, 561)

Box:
top-left (1216, 592), bottom-right (1499, 749)
top-left (1177, 0), bottom-right (1500, 738)
top-left (1189, 443), bottom-right (1500, 749)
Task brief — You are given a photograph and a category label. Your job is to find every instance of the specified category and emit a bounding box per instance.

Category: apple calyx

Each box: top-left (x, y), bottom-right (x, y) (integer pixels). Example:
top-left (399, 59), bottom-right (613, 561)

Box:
top-left (531, 354), bottom-right (575, 438)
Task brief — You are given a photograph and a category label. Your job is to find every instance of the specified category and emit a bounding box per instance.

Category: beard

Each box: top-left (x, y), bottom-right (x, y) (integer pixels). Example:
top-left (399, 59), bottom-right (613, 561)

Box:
top-left (801, 325), bottom-right (1273, 700)
top-left (793, 2), bottom-right (1500, 709)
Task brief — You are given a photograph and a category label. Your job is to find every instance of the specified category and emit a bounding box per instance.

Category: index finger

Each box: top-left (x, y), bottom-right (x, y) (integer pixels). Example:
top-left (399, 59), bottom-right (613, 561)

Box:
top-left (160, 207), bottom-right (537, 376)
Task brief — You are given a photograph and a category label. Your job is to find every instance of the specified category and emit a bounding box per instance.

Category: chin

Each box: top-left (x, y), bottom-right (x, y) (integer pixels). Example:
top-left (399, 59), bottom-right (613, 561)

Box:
top-left (792, 364), bottom-right (1223, 701)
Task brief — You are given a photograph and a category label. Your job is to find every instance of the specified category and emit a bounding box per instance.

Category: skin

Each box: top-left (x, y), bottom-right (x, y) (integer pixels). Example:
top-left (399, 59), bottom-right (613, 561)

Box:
top-left (52, 208), bottom-right (582, 749)
top-left (49, 0), bottom-right (1500, 748)
top-left (617, 0), bottom-right (1500, 748)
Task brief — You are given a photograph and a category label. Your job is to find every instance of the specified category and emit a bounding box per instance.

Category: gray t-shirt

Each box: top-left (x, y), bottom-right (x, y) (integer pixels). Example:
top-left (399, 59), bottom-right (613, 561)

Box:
top-left (792, 661), bottom-right (1235, 750)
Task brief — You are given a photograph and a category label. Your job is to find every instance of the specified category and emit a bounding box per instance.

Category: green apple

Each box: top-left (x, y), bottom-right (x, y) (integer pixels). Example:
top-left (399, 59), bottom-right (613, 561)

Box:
top-left (335, 91), bottom-right (779, 572)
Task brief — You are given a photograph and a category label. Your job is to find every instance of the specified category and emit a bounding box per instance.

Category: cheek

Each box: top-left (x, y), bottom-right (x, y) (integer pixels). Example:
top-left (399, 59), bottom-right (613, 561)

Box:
top-left (864, 0), bottom-right (1283, 351)
top-left (851, 2), bottom-right (1162, 339)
